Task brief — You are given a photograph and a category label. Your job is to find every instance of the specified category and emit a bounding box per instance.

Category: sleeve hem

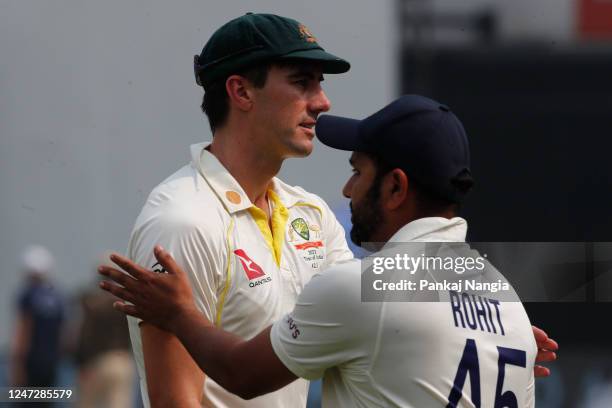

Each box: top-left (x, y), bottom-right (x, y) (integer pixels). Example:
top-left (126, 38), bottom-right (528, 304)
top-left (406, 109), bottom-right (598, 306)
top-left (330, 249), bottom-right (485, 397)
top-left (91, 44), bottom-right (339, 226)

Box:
top-left (269, 320), bottom-right (322, 381)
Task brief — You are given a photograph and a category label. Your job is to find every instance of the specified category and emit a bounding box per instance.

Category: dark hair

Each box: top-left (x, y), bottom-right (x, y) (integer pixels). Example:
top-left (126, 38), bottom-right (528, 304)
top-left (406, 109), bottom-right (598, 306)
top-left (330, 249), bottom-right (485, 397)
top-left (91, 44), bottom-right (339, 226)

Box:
top-left (201, 64), bottom-right (270, 133)
top-left (366, 152), bottom-right (470, 216)
top-left (201, 59), bottom-right (320, 133)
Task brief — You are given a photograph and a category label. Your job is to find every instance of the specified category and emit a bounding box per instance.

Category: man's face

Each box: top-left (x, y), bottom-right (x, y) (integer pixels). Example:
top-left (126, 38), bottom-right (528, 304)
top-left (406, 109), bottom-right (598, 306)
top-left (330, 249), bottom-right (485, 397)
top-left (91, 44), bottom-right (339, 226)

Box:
top-left (343, 152), bottom-right (385, 246)
top-left (249, 63), bottom-right (331, 158)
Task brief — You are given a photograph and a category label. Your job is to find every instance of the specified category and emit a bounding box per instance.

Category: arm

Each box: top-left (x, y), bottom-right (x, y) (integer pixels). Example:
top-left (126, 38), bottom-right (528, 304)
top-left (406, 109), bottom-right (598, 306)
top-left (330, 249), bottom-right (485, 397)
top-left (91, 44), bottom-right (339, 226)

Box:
top-left (170, 313), bottom-right (296, 400)
top-left (126, 213), bottom-right (225, 406)
top-left (140, 323), bottom-right (204, 407)
top-left (100, 247), bottom-right (296, 400)
top-left (9, 312), bottom-right (31, 386)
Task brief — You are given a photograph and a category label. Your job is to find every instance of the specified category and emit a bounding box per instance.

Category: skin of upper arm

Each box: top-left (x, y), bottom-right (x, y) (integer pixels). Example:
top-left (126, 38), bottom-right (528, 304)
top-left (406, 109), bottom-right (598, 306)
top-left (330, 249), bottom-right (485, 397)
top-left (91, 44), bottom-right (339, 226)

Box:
top-left (230, 327), bottom-right (298, 400)
top-left (11, 313), bottom-right (31, 357)
top-left (141, 322), bottom-right (205, 407)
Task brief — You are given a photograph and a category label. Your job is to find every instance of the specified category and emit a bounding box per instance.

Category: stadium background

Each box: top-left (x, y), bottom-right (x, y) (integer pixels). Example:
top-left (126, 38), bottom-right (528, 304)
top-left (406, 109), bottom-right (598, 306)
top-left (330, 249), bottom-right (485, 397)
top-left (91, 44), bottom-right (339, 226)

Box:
top-left (2, 1), bottom-right (611, 406)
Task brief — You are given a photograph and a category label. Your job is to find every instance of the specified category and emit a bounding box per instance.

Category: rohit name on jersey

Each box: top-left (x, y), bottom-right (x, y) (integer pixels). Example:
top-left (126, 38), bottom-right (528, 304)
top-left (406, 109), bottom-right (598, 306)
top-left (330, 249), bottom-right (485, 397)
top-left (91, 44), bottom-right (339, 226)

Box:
top-left (288, 217), bottom-right (325, 269)
top-left (449, 290), bottom-right (506, 336)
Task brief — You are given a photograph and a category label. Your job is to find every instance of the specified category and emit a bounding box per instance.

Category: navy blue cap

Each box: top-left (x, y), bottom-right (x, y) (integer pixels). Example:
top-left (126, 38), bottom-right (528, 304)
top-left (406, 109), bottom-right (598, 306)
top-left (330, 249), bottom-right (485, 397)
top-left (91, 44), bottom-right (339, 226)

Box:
top-left (316, 95), bottom-right (472, 203)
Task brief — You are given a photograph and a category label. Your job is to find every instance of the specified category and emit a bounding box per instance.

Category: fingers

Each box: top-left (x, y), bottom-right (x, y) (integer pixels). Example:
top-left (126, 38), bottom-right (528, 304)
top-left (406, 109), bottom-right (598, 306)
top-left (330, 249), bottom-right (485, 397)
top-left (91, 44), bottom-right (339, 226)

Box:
top-left (98, 265), bottom-right (139, 290)
top-left (112, 301), bottom-right (142, 319)
top-left (109, 253), bottom-right (152, 281)
top-left (540, 337), bottom-right (559, 351)
top-left (153, 245), bottom-right (184, 277)
top-left (531, 325), bottom-right (557, 377)
top-left (99, 280), bottom-right (137, 304)
top-left (532, 325), bottom-right (547, 343)
top-left (536, 350), bottom-right (557, 363)
top-left (534, 365), bottom-right (551, 378)
top-left (532, 325), bottom-right (559, 351)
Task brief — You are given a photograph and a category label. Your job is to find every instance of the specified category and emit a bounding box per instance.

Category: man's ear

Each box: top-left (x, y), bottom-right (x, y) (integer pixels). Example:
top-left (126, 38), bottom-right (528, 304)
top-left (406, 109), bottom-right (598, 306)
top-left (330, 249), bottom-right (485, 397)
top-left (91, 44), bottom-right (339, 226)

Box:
top-left (225, 75), bottom-right (254, 112)
top-left (382, 169), bottom-right (409, 211)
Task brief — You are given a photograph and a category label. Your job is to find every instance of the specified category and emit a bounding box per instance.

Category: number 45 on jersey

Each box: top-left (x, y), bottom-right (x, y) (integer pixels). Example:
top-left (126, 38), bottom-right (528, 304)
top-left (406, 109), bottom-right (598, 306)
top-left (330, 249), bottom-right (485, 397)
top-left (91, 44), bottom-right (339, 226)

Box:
top-left (447, 339), bottom-right (527, 408)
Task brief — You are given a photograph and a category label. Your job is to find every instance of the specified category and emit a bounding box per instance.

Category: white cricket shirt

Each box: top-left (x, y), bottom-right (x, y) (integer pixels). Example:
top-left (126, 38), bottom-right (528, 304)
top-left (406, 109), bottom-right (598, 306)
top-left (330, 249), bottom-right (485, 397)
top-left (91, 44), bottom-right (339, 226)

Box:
top-left (271, 217), bottom-right (537, 407)
top-left (127, 143), bottom-right (353, 408)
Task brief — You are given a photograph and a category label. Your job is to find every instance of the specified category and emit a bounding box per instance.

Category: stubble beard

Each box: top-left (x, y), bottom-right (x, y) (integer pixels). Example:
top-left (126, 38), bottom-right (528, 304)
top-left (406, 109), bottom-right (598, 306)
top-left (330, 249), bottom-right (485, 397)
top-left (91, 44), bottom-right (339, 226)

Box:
top-left (349, 181), bottom-right (384, 248)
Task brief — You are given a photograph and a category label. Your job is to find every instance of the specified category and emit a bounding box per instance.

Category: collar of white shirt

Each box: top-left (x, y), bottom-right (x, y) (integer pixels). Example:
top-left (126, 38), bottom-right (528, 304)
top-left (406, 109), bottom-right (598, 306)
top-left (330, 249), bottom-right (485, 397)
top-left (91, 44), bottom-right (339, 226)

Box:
top-left (190, 142), bottom-right (315, 214)
top-left (386, 217), bottom-right (468, 244)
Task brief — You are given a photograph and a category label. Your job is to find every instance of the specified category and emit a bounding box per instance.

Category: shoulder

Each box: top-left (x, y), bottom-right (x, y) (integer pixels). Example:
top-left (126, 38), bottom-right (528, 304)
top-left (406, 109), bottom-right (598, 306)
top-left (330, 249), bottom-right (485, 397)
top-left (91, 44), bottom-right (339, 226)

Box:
top-left (291, 259), bottom-right (380, 339)
top-left (135, 164), bottom-right (228, 235)
top-left (149, 164), bottom-right (223, 213)
top-left (273, 178), bottom-right (335, 216)
top-left (299, 259), bottom-right (362, 305)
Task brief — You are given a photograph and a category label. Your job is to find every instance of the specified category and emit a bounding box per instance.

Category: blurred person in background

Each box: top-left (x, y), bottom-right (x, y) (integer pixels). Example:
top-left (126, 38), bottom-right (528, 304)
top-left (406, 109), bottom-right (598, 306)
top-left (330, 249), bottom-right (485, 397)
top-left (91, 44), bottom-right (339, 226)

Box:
top-left (10, 245), bottom-right (65, 387)
top-left (74, 274), bottom-right (134, 408)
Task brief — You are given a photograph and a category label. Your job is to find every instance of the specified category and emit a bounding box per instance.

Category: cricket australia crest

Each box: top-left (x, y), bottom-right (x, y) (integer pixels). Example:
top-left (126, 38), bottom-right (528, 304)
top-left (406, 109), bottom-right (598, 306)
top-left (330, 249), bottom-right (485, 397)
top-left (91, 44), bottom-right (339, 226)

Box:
top-left (291, 218), bottom-right (310, 240)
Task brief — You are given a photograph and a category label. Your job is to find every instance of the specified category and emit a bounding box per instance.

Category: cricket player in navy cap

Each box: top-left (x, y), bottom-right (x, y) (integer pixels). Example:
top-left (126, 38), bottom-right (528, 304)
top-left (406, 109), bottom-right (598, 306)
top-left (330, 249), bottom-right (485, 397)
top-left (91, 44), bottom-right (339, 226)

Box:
top-left (101, 95), bottom-right (558, 407)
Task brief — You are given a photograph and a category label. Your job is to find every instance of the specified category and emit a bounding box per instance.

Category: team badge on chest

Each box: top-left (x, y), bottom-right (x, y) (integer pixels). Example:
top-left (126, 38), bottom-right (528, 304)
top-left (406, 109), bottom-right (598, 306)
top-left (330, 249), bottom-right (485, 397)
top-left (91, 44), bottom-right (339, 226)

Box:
top-left (291, 218), bottom-right (310, 240)
top-left (288, 217), bottom-right (325, 269)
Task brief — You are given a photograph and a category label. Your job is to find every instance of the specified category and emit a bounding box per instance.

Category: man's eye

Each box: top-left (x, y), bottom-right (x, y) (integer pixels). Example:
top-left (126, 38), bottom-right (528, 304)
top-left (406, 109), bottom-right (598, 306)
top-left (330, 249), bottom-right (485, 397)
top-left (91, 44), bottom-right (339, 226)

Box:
top-left (295, 79), bottom-right (309, 88)
top-left (351, 168), bottom-right (360, 175)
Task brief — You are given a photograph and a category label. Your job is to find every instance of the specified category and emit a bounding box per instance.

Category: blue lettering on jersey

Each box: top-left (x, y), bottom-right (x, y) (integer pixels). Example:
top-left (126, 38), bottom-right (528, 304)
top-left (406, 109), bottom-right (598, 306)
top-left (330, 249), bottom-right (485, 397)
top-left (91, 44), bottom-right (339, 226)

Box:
top-left (450, 291), bottom-right (505, 336)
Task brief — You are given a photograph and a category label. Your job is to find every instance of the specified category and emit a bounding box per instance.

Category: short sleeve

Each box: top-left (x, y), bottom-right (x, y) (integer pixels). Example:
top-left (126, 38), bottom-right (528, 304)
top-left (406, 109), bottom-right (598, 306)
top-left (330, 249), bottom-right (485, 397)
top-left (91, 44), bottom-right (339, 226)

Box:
top-left (127, 206), bottom-right (226, 323)
top-left (270, 261), bottom-right (378, 380)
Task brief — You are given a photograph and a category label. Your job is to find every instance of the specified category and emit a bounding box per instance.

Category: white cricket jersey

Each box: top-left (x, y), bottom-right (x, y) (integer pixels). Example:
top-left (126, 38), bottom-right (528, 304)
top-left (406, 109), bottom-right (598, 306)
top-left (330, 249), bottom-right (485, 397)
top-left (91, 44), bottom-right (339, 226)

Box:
top-left (127, 142), bottom-right (353, 408)
top-left (271, 217), bottom-right (537, 408)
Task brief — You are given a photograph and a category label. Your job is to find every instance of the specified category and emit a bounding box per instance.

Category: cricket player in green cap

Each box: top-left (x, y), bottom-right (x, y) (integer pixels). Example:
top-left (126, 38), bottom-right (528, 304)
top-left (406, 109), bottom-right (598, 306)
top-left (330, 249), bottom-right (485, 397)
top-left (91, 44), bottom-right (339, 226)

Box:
top-left (125, 13), bottom-right (353, 407)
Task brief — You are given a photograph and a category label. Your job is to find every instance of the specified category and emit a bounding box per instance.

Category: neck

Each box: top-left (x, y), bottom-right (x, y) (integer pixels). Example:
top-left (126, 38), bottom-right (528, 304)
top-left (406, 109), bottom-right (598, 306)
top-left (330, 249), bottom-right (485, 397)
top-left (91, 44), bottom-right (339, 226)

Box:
top-left (209, 126), bottom-right (283, 206)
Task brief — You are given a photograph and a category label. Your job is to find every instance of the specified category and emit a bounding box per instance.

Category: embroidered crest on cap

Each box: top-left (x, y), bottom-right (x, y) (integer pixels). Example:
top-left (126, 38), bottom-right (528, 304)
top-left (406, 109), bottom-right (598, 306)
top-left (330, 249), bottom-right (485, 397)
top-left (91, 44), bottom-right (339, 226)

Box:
top-left (298, 24), bottom-right (317, 43)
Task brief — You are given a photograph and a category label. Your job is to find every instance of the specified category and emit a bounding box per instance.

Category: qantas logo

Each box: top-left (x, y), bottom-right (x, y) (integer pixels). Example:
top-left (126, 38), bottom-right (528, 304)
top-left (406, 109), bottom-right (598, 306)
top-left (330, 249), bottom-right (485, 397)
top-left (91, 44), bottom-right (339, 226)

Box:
top-left (234, 249), bottom-right (266, 280)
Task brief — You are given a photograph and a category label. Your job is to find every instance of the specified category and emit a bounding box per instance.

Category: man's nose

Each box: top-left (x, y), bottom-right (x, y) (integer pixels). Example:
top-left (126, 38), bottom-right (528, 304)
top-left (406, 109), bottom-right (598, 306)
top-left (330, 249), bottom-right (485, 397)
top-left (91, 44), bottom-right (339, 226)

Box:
top-left (342, 178), bottom-right (352, 198)
top-left (310, 88), bottom-right (331, 114)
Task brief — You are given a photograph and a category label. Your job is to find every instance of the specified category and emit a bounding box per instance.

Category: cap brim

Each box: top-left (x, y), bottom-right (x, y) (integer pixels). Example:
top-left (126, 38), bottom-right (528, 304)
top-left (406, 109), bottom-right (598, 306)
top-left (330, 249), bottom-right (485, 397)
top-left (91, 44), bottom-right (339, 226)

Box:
top-left (316, 114), bottom-right (364, 151)
top-left (279, 49), bottom-right (350, 74)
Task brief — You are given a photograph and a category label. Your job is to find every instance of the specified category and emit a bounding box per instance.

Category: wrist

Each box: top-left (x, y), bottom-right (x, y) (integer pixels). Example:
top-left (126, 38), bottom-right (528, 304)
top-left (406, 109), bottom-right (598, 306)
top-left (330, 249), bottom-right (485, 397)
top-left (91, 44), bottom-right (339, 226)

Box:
top-left (170, 305), bottom-right (204, 335)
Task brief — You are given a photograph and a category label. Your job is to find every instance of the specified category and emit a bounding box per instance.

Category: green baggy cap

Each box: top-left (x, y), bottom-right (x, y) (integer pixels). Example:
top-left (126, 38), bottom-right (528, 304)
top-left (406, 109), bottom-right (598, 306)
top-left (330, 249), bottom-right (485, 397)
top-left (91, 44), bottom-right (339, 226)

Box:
top-left (194, 13), bottom-right (351, 89)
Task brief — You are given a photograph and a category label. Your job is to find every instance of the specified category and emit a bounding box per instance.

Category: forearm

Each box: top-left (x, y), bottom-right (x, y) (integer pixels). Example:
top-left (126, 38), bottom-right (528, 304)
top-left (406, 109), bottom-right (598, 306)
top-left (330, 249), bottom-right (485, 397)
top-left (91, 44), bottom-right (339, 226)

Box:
top-left (172, 309), bottom-right (248, 396)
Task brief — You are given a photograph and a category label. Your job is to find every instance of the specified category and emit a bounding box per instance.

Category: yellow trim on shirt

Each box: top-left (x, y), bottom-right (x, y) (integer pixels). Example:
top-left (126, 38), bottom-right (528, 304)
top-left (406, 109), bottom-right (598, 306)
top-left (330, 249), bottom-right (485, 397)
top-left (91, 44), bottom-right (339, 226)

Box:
top-left (215, 218), bottom-right (234, 327)
top-left (247, 190), bottom-right (289, 267)
top-left (269, 190), bottom-right (289, 266)
top-left (293, 202), bottom-right (322, 216)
